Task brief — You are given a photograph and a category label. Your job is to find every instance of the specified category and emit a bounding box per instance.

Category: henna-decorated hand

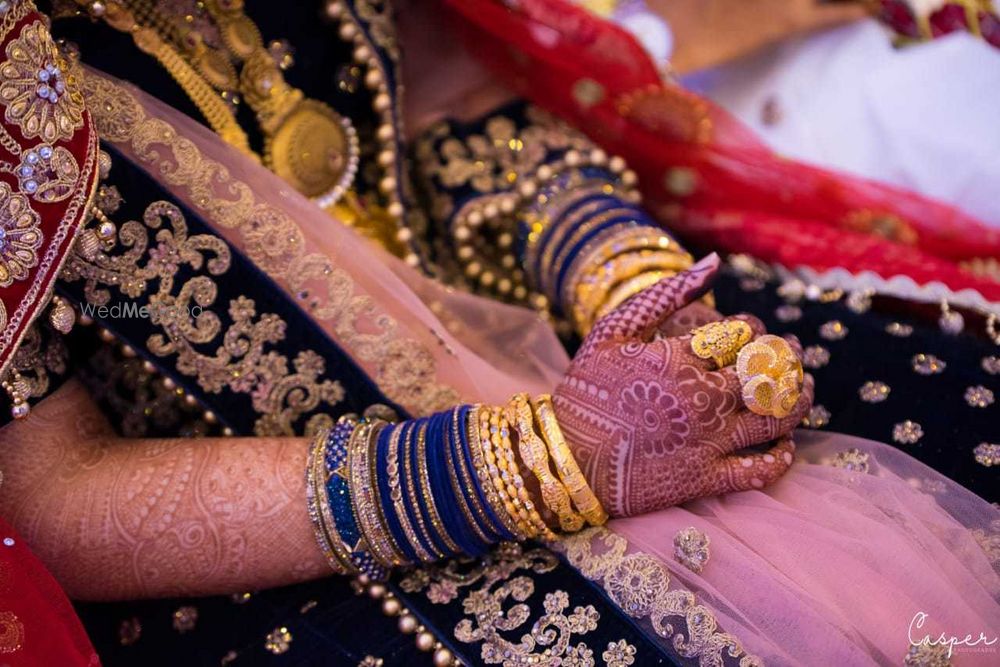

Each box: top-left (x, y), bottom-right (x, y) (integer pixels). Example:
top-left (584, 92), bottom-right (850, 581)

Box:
top-left (553, 254), bottom-right (814, 517)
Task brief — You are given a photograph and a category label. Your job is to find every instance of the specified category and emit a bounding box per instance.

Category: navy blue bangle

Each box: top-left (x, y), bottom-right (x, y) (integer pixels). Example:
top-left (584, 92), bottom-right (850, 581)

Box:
top-left (396, 420), bottom-right (441, 560)
top-left (407, 418), bottom-right (451, 557)
top-left (448, 405), bottom-right (503, 543)
top-left (552, 212), bottom-right (643, 304)
top-left (434, 408), bottom-right (489, 556)
top-left (528, 192), bottom-right (621, 280)
top-left (424, 411), bottom-right (468, 557)
top-left (375, 423), bottom-right (419, 563)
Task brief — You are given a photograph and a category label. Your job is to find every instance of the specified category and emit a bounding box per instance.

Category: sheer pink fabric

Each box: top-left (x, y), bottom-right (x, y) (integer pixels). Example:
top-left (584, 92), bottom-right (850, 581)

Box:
top-left (86, 69), bottom-right (1000, 665)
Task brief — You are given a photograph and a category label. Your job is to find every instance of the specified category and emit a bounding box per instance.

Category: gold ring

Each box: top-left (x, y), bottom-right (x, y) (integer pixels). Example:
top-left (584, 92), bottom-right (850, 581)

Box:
top-left (689, 320), bottom-right (754, 368)
top-left (736, 335), bottom-right (803, 418)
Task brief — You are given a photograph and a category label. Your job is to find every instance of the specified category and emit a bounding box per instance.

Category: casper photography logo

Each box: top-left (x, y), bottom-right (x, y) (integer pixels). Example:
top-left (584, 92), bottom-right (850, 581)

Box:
top-left (908, 611), bottom-right (998, 658)
top-left (79, 301), bottom-right (206, 320)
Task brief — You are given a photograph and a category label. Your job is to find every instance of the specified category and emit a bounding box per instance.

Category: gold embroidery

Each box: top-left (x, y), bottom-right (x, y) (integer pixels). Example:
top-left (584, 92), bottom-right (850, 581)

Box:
top-left (560, 528), bottom-right (763, 667)
top-left (15, 143), bottom-right (81, 203)
top-left (401, 544), bottom-right (639, 667)
top-left (4, 319), bottom-right (67, 402)
top-left (0, 611), bottom-right (24, 654)
top-left (0, 20), bottom-right (85, 143)
top-left (63, 200), bottom-right (343, 435)
top-left (0, 181), bottom-right (42, 286)
top-left (81, 72), bottom-right (459, 415)
top-left (355, 0), bottom-right (400, 61)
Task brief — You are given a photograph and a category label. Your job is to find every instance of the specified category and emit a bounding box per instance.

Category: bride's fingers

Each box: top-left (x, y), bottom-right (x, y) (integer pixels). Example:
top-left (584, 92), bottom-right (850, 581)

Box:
top-left (583, 253), bottom-right (720, 350)
top-left (679, 312), bottom-right (767, 372)
top-left (714, 436), bottom-right (796, 494)
top-left (724, 369), bottom-right (814, 452)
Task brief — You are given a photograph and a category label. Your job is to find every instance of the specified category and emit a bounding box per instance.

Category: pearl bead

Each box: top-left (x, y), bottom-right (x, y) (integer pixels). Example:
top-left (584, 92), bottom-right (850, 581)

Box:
top-left (433, 648), bottom-right (454, 666)
top-left (376, 124), bottom-right (394, 141)
top-left (395, 228), bottom-right (412, 243)
top-left (184, 394), bottom-right (197, 407)
top-left (465, 261), bottom-right (482, 277)
top-left (564, 150), bottom-right (581, 166)
top-left (367, 584), bottom-right (386, 599)
top-left (536, 165), bottom-right (552, 180)
top-left (339, 23), bottom-right (358, 40)
top-left (142, 361), bottom-right (156, 374)
top-left (621, 169), bottom-right (638, 186)
top-left (415, 632), bottom-right (435, 652)
top-left (203, 411), bottom-right (217, 424)
top-left (382, 598), bottom-right (401, 616)
top-left (325, 1), bottom-right (343, 19)
top-left (467, 211), bottom-right (483, 227)
top-left (398, 614), bottom-right (417, 634)
top-left (377, 150), bottom-right (395, 167)
top-left (518, 180), bottom-right (537, 197)
top-left (404, 253), bottom-right (420, 267)
top-left (89, 1), bottom-right (106, 17)
top-left (162, 377), bottom-right (176, 390)
top-left (78, 313), bottom-right (93, 326)
top-left (121, 345), bottom-right (136, 358)
top-left (387, 202), bottom-right (404, 219)
top-left (365, 69), bottom-right (383, 89)
top-left (454, 226), bottom-right (471, 241)
top-left (10, 402), bottom-right (29, 419)
top-left (483, 203), bottom-right (499, 219)
top-left (379, 176), bottom-right (396, 194)
top-left (373, 93), bottom-right (391, 111)
top-left (499, 197), bottom-right (515, 214)
top-left (357, 574), bottom-right (371, 585)
top-left (609, 156), bottom-right (626, 173)
top-left (590, 148), bottom-right (607, 165)
top-left (353, 46), bottom-right (371, 62)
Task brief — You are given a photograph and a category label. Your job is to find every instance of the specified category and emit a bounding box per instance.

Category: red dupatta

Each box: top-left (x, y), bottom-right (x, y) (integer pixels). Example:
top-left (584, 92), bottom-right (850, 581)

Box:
top-left (441, 0), bottom-right (1000, 304)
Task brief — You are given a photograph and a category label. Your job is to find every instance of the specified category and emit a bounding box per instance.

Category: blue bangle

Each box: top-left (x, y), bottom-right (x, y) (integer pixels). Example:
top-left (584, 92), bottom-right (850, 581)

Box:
top-left (397, 420), bottom-right (442, 560)
top-left (375, 423), bottom-right (419, 563)
top-left (552, 212), bottom-right (643, 305)
top-left (433, 409), bottom-right (489, 556)
top-left (449, 405), bottom-right (504, 543)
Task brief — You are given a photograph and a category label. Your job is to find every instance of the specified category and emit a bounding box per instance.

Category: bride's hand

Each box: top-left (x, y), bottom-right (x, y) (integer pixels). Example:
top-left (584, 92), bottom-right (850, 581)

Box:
top-left (553, 254), bottom-right (813, 517)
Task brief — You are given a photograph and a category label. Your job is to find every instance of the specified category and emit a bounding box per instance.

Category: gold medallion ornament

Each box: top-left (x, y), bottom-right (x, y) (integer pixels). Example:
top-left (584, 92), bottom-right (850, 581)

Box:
top-left (736, 334), bottom-right (804, 418)
top-left (689, 320), bottom-right (753, 369)
top-left (265, 99), bottom-right (359, 208)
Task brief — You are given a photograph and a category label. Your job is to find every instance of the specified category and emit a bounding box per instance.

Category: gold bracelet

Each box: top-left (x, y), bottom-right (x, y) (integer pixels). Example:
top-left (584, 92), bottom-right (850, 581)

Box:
top-left (530, 396), bottom-right (608, 526)
top-left (444, 409), bottom-right (494, 545)
top-left (304, 428), bottom-right (351, 574)
top-left (546, 207), bottom-right (639, 298)
top-left (416, 423), bottom-right (462, 555)
top-left (402, 422), bottom-right (446, 559)
top-left (574, 250), bottom-right (693, 332)
top-left (479, 407), bottom-right (535, 539)
top-left (385, 424), bottom-right (433, 562)
top-left (507, 394), bottom-right (584, 533)
top-left (597, 270), bottom-right (674, 320)
top-left (349, 420), bottom-right (406, 567)
top-left (470, 406), bottom-right (525, 540)
top-left (491, 406), bottom-right (558, 541)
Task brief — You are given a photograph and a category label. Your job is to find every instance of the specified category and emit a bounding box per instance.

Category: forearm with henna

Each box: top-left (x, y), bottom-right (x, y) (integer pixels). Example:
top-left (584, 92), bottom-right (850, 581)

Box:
top-left (0, 379), bottom-right (328, 601)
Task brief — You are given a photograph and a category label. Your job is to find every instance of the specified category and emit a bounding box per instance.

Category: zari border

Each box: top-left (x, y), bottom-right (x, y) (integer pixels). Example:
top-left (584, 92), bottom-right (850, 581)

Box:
top-left (0, 3), bottom-right (100, 380)
top-left (557, 527), bottom-right (764, 667)
top-left (79, 68), bottom-right (461, 416)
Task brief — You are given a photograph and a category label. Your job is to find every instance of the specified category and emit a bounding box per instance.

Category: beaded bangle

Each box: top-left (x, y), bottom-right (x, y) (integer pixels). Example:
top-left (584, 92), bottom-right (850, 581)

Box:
top-left (507, 394), bottom-right (584, 533)
top-left (531, 395), bottom-right (608, 526)
top-left (443, 407), bottom-right (495, 547)
top-left (490, 406), bottom-right (556, 540)
top-left (453, 406), bottom-right (510, 541)
top-left (415, 421), bottom-right (462, 556)
top-left (305, 426), bottom-right (351, 574)
top-left (478, 407), bottom-right (532, 539)
top-left (469, 406), bottom-right (523, 540)
top-left (383, 423), bottom-right (434, 562)
top-left (349, 420), bottom-right (406, 567)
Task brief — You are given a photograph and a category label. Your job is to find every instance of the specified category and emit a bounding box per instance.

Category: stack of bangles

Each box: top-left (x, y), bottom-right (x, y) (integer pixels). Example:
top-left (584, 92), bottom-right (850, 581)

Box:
top-left (519, 173), bottom-right (696, 335)
top-left (305, 394), bottom-right (608, 578)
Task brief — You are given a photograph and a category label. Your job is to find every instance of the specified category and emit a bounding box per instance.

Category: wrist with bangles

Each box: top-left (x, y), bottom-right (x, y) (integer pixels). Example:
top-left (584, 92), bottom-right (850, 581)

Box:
top-left (305, 395), bottom-right (607, 578)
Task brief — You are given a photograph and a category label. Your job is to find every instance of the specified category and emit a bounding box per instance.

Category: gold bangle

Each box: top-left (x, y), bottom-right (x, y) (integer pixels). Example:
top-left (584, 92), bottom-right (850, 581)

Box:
top-left (385, 424), bottom-right (433, 562)
top-left (493, 408), bottom-right (556, 541)
top-left (470, 406), bottom-right (525, 540)
top-left (415, 423), bottom-right (462, 555)
top-left (530, 395), bottom-right (608, 526)
top-left (507, 394), bottom-right (584, 533)
top-left (444, 410), bottom-right (493, 545)
top-left (539, 201), bottom-right (629, 295)
top-left (402, 422), bottom-right (446, 559)
top-left (574, 250), bottom-right (693, 332)
top-left (597, 270), bottom-right (674, 320)
top-left (304, 428), bottom-right (351, 574)
top-left (349, 421), bottom-right (406, 567)
top-left (546, 207), bottom-right (639, 298)
top-left (481, 407), bottom-right (540, 539)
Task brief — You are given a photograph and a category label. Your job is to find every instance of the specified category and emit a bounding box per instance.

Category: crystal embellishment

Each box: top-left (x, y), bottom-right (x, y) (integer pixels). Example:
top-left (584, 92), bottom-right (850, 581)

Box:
top-left (819, 320), bottom-right (848, 341)
top-left (983, 356), bottom-right (1000, 375)
top-left (802, 405), bottom-right (831, 429)
top-left (973, 443), bottom-right (1000, 467)
top-left (858, 381), bottom-right (890, 403)
top-left (265, 626), bottom-right (293, 655)
top-left (912, 354), bottom-right (946, 375)
top-left (673, 527), bottom-right (710, 574)
top-left (893, 420), bottom-right (924, 445)
top-left (802, 345), bottom-right (830, 369)
top-left (828, 448), bottom-right (870, 474)
top-left (964, 385), bottom-right (995, 408)
top-left (885, 322), bottom-right (913, 337)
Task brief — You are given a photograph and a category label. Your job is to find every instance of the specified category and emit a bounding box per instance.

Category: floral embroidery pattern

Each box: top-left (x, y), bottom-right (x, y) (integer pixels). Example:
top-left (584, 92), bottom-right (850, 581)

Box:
top-left (618, 380), bottom-right (688, 457)
top-left (0, 20), bottom-right (84, 143)
top-left (63, 200), bottom-right (343, 436)
top-left (0, 180), bottom-right (41, 286)
top-left (15, 143), bottom-right (79, 203)
top-left (559, 528), bottom-right (762, 667)
top-left (401, 544), bottom-right (638, 667)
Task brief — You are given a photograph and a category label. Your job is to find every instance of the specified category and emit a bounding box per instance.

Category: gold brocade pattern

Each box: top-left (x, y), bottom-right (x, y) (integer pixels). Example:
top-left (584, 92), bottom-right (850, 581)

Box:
top-left (0, 20), bottom-right (85, 143)
top-left (4, 319), bottom-right (67, 401)
top-left (80, 72), bottom-right (460, 415)
top-left (0, 181), bottom-right (43, 286)
top-left (400, 544), bottom-right (639, 667)
top-left (560, 528), bottom-right (763, 667)
top-left (62, 199), bottom-right (343, 436)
